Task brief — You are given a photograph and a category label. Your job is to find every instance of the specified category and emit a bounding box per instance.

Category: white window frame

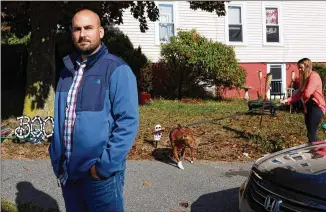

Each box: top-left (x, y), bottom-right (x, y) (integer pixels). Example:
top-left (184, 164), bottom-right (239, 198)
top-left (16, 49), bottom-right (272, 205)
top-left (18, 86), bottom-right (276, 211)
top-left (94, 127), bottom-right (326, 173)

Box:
top-left (267, 63), bottom-right (286, 98)
top-left (154, 1), bottom-right (178, 45)
top-left (262, 2), bottom-right (284, 46)
top-left (225, 2), bottom-right (247, 46)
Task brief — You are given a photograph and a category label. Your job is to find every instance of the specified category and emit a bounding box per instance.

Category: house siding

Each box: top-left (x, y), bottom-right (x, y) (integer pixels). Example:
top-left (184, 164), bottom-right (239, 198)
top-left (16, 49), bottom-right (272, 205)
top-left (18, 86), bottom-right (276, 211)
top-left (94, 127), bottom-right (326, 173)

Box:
top-left (116, 7), bottom-right (158, 62)
top-left (226, 1), bottom-right (326, 63)
top-left (224, 62), bottom-right (302, 100)
top-left (116, 1), bottom-right (326, 63)
top-left (177, 1), bottom-right (222, 42)
top-left (115, 1), bottom-right (326, 99)
top-left (223, 63), bottom-right (267, 99)
top-left (226, 62), bottom-right (326, 100)
top-left (115, 1), bottom-right (225, 62)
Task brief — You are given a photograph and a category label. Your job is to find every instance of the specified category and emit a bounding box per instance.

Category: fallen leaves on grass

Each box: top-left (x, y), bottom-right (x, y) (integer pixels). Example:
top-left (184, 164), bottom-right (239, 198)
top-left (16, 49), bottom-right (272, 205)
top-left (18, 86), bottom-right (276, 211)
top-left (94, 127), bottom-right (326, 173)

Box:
top-left (1, 141), bottom-right (50, 160)
top-left (180, 98), bottom-right (205, 105)
top-left (2, 99), bottom-right (324, 161)
top-left (1, 145), bottom-right (7, 154)
top-left (179, 202), bottom-right (189, 208)
top-left (143, 181), bottom-right (152, 186)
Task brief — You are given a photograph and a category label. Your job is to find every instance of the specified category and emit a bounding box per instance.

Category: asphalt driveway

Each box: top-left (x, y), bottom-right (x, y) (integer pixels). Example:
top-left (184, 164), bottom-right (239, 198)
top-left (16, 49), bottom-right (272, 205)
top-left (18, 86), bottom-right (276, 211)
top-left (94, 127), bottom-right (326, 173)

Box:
top-left (1, 159), bottom-right (253, 212)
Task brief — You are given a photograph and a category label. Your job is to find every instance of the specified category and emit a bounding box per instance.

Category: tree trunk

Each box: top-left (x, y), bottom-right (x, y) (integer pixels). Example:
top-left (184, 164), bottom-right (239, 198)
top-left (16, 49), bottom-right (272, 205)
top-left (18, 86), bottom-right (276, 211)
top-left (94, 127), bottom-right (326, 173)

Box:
top-left (23, 2), bottom-right (58, 118)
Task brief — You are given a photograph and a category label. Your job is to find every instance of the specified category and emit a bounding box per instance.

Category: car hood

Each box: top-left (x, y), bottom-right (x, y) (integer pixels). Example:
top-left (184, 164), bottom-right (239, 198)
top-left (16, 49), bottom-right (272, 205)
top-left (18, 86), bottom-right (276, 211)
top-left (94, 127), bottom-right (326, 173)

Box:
top-left (253, 141), bottom-right (326, 199)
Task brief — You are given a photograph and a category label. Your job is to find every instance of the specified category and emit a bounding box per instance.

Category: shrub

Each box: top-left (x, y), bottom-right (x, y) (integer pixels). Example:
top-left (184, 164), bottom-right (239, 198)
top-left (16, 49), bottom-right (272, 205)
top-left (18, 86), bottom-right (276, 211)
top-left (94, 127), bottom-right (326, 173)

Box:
top-left (139, 61), bottom-right (153, 93)
top-left (1, 31), bottom-right (31, 45)
top-left (313, 63), bottom-right (326, 77)
top-left (7, 33), bottom-right (31, 45)
top-left (313, 63), bottom-right (326, 95)
top-left (158, 29), bottom-right (246, 99)
top-left (102, 27), bottom-right (148, 92)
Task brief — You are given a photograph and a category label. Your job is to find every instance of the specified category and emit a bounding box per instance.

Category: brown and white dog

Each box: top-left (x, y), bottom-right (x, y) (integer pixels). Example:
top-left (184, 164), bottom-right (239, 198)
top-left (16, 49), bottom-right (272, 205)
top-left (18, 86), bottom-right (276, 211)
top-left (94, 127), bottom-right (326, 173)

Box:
top-left (169, 124), bottom-right (199, 170)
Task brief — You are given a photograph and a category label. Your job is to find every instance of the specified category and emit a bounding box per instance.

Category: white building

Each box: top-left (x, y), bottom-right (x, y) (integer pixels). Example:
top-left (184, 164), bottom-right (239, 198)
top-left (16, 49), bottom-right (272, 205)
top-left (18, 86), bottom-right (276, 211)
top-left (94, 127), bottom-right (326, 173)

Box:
top-left (116, 1), bottom-right (326, 98)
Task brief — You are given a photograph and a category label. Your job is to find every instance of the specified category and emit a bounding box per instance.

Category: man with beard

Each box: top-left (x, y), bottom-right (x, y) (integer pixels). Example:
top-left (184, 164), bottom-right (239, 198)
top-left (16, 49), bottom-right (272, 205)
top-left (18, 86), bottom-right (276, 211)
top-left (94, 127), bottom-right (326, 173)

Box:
top-left (49, 9), bottom-right (139, 212)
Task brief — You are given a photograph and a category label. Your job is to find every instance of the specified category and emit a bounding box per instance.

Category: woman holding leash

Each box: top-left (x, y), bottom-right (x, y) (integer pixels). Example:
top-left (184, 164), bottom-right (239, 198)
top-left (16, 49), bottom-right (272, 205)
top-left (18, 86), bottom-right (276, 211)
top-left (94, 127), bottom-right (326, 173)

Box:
top-left (281, 58), bottom-right (325, 143)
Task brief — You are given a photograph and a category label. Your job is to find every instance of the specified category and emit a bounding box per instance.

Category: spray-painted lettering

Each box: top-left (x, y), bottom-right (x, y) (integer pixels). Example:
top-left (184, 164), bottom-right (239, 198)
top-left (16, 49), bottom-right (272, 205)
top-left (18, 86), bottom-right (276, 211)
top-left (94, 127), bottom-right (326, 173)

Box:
top-left (14, 115), bottom-right (54, 143)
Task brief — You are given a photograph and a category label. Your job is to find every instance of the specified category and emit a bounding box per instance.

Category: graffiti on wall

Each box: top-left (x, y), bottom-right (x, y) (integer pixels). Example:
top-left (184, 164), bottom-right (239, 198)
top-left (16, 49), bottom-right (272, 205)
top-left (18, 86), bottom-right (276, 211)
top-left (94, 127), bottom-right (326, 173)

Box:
top-left (14, 115), bottom-right (54, 144)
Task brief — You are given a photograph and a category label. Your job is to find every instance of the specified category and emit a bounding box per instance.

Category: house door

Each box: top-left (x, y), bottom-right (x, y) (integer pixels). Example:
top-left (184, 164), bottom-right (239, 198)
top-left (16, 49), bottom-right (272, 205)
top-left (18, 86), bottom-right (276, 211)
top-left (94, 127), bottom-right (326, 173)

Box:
top-left (267, 64), bottom-right (286, 99)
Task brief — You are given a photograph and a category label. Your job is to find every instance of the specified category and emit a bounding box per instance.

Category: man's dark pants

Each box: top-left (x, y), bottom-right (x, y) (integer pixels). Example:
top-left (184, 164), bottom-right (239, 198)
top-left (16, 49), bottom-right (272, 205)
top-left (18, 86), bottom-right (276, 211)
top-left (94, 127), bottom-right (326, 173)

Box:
top-left (61, 170), bottom-right (125, 212)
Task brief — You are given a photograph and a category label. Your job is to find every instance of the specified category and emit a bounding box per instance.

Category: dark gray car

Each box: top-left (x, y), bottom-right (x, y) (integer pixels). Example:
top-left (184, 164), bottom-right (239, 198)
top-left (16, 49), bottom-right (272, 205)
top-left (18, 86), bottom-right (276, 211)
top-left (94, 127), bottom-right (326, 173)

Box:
top-left (239, 141), bottom-right (326, 212)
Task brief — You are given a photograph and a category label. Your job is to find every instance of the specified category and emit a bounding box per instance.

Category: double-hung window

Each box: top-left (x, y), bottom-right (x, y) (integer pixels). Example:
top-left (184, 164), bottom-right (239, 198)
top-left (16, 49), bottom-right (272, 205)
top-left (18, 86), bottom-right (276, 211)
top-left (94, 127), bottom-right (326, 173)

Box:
top-left (157, 3), bottom-right (175, 43)
top-left (225, 2), bottom-right (246, 45)
top-left (228, 6), bottom-right (243, 42)
top-left (263, 3), bottom-right (283, 45)
top-left (266, 8), bottom-right (279, 42)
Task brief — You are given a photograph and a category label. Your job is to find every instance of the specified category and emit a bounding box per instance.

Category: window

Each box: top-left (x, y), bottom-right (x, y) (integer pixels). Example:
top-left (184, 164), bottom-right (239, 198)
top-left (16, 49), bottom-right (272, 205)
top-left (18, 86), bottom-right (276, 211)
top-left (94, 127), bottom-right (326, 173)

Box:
top-left (228, 6), bottom-right (243, 42)
top-left (270, 65), bottom-right (282, 81)
top-left (268, 64), bottom-right (286, 98)
top-left (225, 2), bottom-right (246, 45)
top-left (262, 3), bottom-right (283, 45)
top-left (158, 4), bottom-right (174, 43)
top-left (265, 8), bottom-right (279, 42)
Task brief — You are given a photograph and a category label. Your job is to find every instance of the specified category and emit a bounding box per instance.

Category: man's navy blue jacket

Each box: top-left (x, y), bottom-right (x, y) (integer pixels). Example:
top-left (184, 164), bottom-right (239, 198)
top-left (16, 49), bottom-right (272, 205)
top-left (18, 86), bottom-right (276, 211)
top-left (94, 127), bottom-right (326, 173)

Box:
top-left (49, 44), bottom-right (139, 181)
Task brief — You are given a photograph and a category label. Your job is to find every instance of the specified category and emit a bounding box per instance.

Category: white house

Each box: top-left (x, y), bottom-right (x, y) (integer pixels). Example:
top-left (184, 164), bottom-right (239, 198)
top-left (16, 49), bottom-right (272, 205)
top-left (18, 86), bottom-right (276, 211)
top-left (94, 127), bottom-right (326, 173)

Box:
top-left (116, 1), bottom-right (326, 99)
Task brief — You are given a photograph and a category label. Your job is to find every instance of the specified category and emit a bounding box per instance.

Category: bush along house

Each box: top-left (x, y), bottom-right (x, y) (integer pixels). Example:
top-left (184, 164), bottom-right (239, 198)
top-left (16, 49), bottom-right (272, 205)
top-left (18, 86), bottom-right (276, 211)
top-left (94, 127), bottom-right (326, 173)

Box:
top-left (115, 1), bottom-right (326, 100)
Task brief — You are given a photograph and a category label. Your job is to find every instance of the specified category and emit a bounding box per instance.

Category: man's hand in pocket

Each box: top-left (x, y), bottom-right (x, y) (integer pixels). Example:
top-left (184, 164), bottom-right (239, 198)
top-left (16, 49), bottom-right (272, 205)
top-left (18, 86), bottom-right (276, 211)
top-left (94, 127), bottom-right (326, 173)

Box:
top-left (90, 165), bottom-right (100, 180)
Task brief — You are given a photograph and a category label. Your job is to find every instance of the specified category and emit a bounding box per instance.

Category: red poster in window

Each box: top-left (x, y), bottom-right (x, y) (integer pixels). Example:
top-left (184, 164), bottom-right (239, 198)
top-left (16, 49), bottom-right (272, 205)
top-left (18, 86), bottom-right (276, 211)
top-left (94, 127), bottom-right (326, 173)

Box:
top-left (266, 8), bottom-right (278, 24)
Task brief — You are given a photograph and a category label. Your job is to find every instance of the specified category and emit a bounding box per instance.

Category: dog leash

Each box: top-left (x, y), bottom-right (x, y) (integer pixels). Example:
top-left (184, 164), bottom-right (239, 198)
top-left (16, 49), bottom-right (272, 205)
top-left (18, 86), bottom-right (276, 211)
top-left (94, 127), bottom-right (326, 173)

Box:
top-left (183, 104), bottom-right (273, 128)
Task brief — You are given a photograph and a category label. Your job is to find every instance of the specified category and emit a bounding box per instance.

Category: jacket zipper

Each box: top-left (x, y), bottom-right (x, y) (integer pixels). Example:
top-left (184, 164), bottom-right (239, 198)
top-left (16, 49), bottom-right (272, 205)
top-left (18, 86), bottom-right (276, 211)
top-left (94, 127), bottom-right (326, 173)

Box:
top-left (65, 73), bottom-right (84, 183)
top-left (58, 66), bottom-right (87, 186)
top-left (57, 122), bottom-right (65, 188)
top-left (77, 70), bottom-right (87, 111)
top-left (56, 101), bottom-right (66, 188)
